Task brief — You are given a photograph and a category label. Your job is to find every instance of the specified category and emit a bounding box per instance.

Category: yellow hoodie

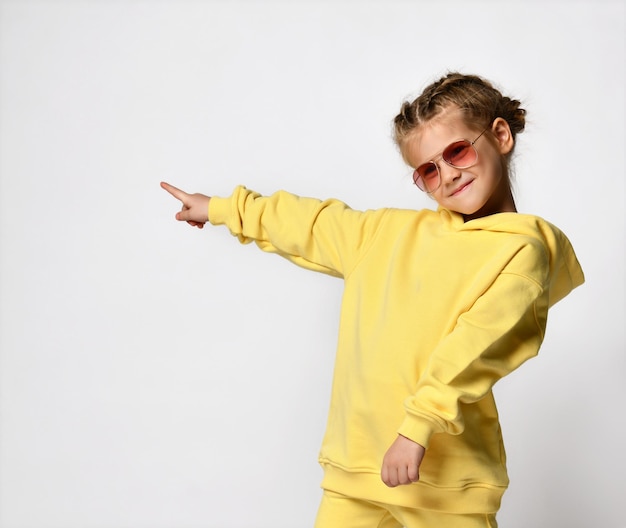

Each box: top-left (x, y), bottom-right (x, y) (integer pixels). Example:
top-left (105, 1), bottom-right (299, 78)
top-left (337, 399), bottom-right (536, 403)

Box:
top-left (208, 186), bottom-right (584, 514)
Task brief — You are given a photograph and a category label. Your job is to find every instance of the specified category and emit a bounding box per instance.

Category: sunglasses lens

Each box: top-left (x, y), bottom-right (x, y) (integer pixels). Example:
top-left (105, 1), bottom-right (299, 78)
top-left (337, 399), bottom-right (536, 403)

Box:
top-left (443, 140), bottom-right (476, 168)
top-left (414, 162), bottom-right (439, 192)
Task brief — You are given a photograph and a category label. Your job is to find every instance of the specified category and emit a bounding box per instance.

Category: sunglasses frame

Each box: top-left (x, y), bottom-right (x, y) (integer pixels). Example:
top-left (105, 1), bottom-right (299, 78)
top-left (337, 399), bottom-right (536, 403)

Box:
top-left (412, 127), bottom-right (489, 193)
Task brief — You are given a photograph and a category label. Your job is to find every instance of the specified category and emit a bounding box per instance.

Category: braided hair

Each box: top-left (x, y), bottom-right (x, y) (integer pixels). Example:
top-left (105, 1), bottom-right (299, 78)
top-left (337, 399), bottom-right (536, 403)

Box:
top-left (394, 73), bottom-right (526, 158)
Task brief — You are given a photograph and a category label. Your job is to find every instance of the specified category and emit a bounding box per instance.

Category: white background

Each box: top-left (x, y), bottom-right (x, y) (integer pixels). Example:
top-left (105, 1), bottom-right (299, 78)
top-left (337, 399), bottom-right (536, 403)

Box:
top-left (0, 1), bottom-right (624, 527)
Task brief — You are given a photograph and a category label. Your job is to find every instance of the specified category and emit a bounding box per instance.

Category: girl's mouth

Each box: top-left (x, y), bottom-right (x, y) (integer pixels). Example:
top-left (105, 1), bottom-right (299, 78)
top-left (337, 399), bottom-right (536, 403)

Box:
top-left (451, 180), bottom-right (473, 196)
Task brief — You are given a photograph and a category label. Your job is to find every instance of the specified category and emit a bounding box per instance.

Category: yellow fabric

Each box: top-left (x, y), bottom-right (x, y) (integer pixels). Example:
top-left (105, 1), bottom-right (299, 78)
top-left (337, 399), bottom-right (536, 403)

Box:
top-left (209, 186), bottom-right (585, 513)
top-left (314, 490), bottom-right (498, 528)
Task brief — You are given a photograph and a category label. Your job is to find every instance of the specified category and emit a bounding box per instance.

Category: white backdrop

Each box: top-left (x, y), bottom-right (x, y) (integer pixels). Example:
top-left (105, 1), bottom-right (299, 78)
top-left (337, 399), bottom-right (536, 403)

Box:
top-left (0, 1), bottom-right (624, 527)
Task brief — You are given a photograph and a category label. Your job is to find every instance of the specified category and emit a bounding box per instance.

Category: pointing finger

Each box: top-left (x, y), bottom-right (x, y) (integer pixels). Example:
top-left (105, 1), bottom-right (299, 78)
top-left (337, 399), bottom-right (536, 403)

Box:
top-left (160, 181), bottom-right (189, 202)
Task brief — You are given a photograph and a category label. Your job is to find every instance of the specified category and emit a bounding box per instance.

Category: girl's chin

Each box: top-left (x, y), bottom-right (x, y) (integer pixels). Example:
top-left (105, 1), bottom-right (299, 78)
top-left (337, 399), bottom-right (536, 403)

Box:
top-left (446, 201), bottom-right (483, 216)
top-left (452, 201), bottom-right (489, 219)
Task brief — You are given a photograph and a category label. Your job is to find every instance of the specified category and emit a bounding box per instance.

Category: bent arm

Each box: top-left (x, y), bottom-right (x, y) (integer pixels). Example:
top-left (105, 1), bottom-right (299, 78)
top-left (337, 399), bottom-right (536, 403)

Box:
top-left (399, 265), bottom-right (550, 448)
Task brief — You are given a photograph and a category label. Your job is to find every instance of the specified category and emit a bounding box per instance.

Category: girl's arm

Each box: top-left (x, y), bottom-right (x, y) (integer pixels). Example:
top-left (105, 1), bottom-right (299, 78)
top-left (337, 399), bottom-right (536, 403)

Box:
top-left (164, 183), bottom-right (389, 278)
top-left (381, 243), bottom-right (551, 487)
top-left (400, 244), bottom-right (550, 446)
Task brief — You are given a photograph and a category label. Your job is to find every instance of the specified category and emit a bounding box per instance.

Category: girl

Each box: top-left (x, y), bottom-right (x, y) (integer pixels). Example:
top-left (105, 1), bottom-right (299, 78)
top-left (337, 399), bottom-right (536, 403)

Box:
top-left (161, 73), bottom-right (584, 527)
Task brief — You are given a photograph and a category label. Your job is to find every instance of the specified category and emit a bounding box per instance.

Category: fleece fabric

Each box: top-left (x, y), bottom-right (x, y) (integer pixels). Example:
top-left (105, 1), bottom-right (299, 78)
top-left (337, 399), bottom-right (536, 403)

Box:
top-left (208, 186), bottom-right (584, 514)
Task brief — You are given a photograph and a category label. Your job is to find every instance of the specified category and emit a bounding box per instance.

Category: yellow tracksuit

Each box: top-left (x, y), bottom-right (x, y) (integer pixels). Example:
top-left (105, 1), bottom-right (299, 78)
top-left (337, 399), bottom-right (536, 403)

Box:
top-left (208, 186), bottom-right (584, 517)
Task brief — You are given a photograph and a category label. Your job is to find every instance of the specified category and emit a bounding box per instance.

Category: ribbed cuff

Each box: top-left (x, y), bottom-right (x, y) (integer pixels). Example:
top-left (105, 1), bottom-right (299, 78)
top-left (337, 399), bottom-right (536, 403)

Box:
top-left (207, 195), bottom-right (232, 226)
top-left (397, 414), bottom-right (441, 449)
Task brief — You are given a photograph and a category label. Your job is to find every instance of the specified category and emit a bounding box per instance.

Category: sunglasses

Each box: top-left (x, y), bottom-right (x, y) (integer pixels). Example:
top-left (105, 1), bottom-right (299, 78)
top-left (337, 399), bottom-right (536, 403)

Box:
top-left (412, 127), bottom-right (489, 193)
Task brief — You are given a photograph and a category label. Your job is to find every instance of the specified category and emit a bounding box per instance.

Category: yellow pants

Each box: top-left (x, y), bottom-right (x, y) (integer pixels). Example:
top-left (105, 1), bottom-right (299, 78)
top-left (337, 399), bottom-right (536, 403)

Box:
top-left (314, 491), bottom-right (498, 528)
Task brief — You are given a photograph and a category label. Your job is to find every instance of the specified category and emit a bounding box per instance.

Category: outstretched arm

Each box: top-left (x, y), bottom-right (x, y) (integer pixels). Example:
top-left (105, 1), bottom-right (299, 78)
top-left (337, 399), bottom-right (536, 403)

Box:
top-left (161, 181), bottom-right (211, 229)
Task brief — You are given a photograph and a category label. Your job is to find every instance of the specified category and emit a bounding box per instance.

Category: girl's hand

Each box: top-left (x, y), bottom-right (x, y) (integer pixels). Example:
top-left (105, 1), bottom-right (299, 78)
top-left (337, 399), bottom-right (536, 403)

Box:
top-left (161, 182), bottom-right (211, 229)
top-left (381, 435), bottom-right (425, 487)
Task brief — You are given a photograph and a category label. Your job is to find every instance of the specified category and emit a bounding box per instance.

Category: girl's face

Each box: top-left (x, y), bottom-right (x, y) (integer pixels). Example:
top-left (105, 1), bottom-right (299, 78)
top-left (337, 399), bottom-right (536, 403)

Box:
top-left (403, 111), bottom-right (515, 221)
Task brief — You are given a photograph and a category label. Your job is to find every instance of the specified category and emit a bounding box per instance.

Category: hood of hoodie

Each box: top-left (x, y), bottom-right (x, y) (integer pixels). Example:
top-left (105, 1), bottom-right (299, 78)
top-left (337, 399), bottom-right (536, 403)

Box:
top-left (438, 208), bottom-right (585, 307)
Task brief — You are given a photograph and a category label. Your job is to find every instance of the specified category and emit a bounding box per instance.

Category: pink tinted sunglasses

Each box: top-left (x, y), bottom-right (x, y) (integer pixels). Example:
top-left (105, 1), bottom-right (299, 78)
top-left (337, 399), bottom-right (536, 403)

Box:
top-left (413, 127), bottom-right (488, 193)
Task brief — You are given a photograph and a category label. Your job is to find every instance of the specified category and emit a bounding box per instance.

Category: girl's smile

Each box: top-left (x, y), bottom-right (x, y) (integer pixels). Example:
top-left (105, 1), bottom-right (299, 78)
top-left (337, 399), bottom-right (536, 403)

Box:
top-left (449, 178), bottom-right (474, 197)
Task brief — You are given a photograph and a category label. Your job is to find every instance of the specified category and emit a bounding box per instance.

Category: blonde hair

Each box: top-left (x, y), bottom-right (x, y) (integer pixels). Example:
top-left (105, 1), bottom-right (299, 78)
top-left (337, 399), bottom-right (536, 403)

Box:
top-left (393, 72), bottom-right (526, 158)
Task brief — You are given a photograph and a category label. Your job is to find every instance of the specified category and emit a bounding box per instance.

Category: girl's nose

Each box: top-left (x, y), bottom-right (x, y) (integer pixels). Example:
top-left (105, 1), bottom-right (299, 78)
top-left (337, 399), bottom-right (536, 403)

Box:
top-left (439, 162), bottom-right (462, 185)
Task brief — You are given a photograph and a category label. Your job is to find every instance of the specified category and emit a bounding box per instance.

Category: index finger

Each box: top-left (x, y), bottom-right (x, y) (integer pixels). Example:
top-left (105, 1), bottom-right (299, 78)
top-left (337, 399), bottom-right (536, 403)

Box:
top-left (160, 181), bottom-right (188, 202)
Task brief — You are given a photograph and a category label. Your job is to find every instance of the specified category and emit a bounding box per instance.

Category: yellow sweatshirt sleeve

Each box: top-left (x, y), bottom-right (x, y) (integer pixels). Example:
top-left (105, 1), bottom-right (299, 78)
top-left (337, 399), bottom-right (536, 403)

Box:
top-left (208, 186), bottom-right (387, 278)
top-left (398, 244), bottom-right (550, 448)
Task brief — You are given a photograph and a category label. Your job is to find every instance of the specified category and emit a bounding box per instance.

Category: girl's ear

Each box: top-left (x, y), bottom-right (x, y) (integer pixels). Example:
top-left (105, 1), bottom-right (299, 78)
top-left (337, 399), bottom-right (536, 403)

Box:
top-left (491, 117), bottom-right (514, 155)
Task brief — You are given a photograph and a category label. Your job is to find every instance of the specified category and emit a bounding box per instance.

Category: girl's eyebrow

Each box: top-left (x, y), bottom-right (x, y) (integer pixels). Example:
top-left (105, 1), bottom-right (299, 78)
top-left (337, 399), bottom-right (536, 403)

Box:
top-left (423, 145), bottom-right (446, 165)
top-left (415, 108), bottom-right (468, 164)
top-left (412, 126), bottom-right (455, 166)
top-left (414, 142), bottom-right (446, 168)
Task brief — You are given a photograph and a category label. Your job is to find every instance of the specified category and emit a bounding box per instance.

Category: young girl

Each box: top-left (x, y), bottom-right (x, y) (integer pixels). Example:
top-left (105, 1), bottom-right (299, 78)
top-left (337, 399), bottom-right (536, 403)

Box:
top-left (161, 73), bottom-right (584, 527)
